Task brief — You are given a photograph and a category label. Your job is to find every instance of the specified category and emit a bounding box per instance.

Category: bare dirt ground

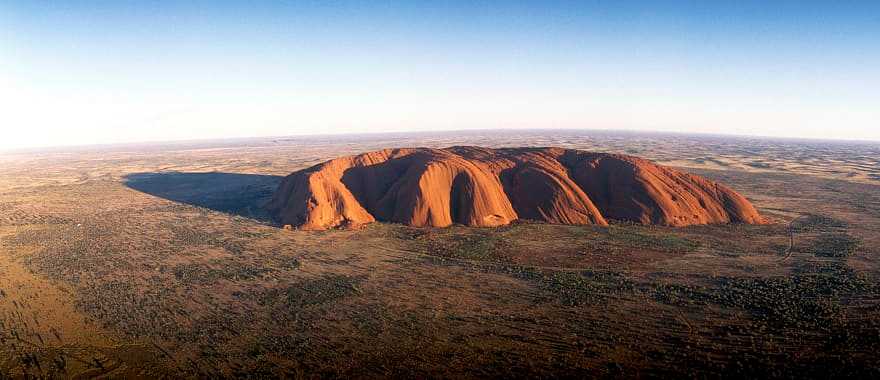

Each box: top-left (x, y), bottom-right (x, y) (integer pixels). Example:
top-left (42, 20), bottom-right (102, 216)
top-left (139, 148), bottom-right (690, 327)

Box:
top-left (1, 130), bottom-right (879, 378)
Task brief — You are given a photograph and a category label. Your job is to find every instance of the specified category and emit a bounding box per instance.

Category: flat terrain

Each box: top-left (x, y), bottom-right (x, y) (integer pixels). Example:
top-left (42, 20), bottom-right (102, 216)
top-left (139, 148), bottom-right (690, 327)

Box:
top-left (1, 130), bottom-right (879, 378)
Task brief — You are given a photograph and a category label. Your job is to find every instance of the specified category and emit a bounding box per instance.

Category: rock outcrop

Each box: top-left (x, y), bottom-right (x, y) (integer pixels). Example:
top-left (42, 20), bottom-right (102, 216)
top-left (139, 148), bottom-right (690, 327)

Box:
top-left (267, 147), bottom-right (764, 230)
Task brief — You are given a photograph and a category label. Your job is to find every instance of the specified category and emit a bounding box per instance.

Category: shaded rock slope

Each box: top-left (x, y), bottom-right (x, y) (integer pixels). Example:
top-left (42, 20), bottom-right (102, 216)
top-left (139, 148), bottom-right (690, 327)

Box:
top-left (267, 147), bottom-right (764, 230)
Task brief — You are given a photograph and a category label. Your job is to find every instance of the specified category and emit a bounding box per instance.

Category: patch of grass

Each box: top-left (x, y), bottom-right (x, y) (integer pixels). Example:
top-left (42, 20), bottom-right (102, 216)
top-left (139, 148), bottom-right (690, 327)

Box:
top-left (394, 222), bottom-right (703, 266)
top-left (431, 233), bottom-right (504, 261)
top-left (273, 255), bottom-right (301, 271)
top-left (173, 261), bottom-right (272, 285)
top-left (173, 263), bottom-right (225, 284)
top-left (605, 225), bottom-right (700, 253)
top-left (809, 233), bottom-right (861, 258)
top-left (651, 262), bottom-right (876, 331)
top-left (793, 214), bottom-right (848, 232)
top-left (390, 225), bottom-right (429, 241)
top-left (259, 274), bottom-right (365, 309)
top-left (533, 270), bottom-right (635, 306)
top-left (480, 266), bottom-right (636, 306)
top-left (164, 223), bottom-right (248, 255)
top-left (401, 227), bottom-right (510, 263)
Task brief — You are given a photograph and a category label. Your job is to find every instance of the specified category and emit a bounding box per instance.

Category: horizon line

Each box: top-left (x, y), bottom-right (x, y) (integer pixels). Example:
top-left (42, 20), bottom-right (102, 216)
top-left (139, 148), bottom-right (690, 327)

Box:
top-left (2, 127), bottom-right (878, 154)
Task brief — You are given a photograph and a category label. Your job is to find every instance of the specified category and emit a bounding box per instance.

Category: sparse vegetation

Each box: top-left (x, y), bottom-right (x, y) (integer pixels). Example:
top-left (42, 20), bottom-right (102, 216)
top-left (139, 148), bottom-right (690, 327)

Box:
top-left (604, 224), bottom-right (700, 253)
top-left (650, 262), bottom-right (876, 328)
top-left (794, 213), bottom-right (849, 232)
top-left (520, 269), bottom-right (635, 306)
top-left (2, 133), bottom-right (880, 377)
top-left (426, 231), bottom-right (507, 261)
top-left (809, 232), bottom-right (861, 257)
top-left (259, 274), bottom-right (365, 310)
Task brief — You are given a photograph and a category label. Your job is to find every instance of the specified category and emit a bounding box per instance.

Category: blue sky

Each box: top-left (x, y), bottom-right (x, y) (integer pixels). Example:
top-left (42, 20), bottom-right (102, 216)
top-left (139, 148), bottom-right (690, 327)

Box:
top-left (1, 1), bottom-right (878, 149)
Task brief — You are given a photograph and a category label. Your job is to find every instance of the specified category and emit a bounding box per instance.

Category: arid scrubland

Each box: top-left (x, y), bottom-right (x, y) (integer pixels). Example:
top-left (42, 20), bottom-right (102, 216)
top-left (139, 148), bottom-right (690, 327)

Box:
top-left (1, 131), bottom-right (879, 377)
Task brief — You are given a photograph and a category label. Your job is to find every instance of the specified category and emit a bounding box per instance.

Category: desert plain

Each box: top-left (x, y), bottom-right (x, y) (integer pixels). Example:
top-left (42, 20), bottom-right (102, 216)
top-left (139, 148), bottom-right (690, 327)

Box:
top-left (1, 130), bottom-right (879, 378)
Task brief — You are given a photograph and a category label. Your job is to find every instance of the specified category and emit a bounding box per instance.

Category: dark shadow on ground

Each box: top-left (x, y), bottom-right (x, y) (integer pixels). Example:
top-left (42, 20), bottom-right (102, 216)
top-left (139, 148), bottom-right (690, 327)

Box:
top-left (124, 172), bottom-right (282, 224)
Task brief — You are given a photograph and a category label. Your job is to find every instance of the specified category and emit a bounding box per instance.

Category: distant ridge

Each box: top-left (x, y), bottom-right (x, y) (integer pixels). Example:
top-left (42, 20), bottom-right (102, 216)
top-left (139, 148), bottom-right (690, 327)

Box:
top-left (268, 146), bottom-right (764, 230)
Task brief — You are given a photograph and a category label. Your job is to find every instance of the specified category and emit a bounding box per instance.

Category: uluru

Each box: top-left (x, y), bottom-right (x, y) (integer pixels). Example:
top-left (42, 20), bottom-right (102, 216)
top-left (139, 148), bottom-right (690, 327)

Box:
top-left (267, 146), bottom-right (764, 230)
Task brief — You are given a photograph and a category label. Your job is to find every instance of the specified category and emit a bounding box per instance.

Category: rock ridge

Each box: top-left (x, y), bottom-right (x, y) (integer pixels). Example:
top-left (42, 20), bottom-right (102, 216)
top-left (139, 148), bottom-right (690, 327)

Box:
top-left (267, 147), bottom-right (764, 230)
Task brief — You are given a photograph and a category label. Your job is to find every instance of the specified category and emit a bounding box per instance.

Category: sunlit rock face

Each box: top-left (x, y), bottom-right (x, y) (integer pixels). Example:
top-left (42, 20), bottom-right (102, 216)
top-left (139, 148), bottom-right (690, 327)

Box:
top-left (268, 146), bottom-right (764, 230)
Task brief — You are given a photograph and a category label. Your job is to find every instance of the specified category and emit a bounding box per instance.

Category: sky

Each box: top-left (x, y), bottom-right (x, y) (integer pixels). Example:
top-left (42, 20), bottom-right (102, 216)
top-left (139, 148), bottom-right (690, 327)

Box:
top-left (1, 1), bottom-right (878, 149)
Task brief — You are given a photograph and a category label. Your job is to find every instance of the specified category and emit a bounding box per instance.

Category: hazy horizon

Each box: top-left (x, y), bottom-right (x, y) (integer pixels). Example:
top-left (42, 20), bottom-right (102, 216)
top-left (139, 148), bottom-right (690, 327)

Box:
top-left (3, 1), bottom-right (879, 150)
top-left (4, 128), bottom-right (879, 155)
